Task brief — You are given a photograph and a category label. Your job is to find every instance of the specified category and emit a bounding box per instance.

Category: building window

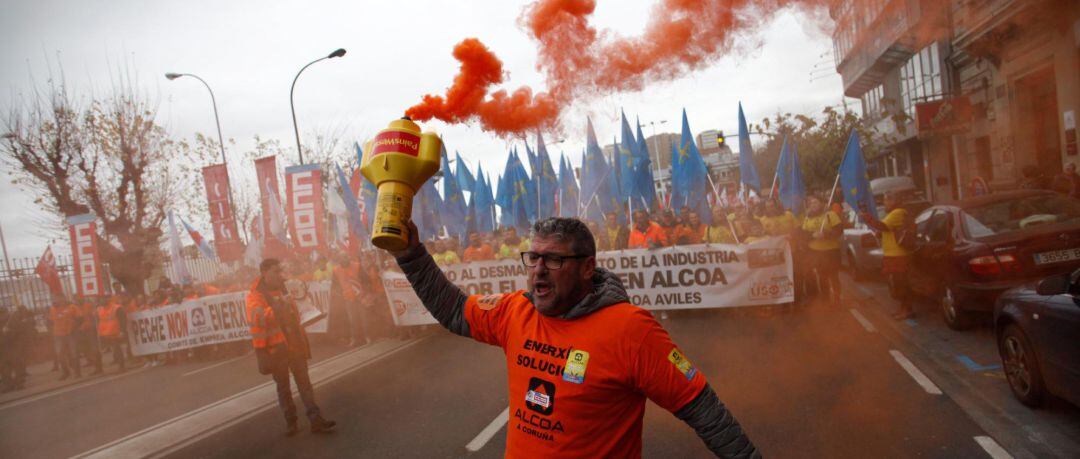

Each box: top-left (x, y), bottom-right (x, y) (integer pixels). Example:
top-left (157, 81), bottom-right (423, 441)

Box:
top-left (861, 84), bottom-right (884, 118)
top-left (900, 42), bottom-right (945, 119)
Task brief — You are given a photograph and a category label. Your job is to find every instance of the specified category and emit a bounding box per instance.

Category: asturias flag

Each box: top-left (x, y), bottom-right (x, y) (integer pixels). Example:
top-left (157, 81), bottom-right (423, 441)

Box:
top-left (838, 129), bottom-right (875, 218)
top-left (737, 102), bottom-right (761, 194)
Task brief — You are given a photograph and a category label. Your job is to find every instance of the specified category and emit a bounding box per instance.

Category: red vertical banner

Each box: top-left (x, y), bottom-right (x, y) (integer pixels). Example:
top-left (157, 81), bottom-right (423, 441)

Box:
top-left (201, 164), bottom-right (243, 262)
top-left (254, 156), bottom-right (289, 259)
top-left (67, 214), bottom-right (104, 298)
top-left (284, 164), bottom-right (327, 256)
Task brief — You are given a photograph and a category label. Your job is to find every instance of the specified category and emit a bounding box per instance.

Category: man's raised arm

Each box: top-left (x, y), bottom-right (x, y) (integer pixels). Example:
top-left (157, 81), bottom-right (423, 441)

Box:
top-left (390, 221), bottom-right (471, 337)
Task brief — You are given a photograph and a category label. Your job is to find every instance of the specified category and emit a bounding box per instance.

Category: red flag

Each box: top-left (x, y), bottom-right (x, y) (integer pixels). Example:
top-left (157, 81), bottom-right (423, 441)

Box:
top-left (254, 156), bottom-right (289, 259)
top-left (67, 214), bottom-right (104, 297)
top-left (201, 164), bottom-right (243, 262)
top-left (284, 164), bottom-right (327, 256)
top-left (34, 246), bottom-right (65, 298)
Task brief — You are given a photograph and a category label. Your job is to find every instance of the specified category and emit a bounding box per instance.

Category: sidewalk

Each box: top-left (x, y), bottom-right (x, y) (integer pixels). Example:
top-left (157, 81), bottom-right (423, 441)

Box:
top-left (841, 273), bottom-right (1080, 459)
top-left (0, 357), bottom-right (145, 408)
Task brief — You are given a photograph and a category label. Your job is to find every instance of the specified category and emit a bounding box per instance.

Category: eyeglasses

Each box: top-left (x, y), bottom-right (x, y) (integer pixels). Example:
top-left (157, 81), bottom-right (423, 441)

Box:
top-left (520, 251), bottom-right (589, 270)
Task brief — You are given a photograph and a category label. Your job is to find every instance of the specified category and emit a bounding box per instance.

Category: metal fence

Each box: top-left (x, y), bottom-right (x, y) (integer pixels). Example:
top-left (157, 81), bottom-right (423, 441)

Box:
top-left (0, 253), bottom-right (226, 319)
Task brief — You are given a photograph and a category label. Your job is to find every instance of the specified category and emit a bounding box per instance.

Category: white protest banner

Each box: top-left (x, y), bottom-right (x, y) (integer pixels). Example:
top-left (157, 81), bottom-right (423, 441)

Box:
top-left (382, 237), bottom-right (794, 327)
top-left (127, 281), bottom-right (332, 356)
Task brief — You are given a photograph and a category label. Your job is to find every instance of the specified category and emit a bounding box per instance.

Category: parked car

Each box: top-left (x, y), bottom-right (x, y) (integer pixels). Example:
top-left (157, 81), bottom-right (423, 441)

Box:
top-left (841, 176), bottom-right (930, 280)
top-left (909, 190), bottom-right (1080, 330)
top-left (994, 271), bottom-right (1080, 408)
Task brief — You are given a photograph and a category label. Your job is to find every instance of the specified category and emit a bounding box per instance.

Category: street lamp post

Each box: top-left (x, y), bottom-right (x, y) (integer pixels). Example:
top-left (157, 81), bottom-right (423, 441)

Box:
top-left (290, 48), bottom-right (346, 165)
top-left (165, 72), bottom-right (243, 244)
top-left (165, 73), bottom-right (228, 165)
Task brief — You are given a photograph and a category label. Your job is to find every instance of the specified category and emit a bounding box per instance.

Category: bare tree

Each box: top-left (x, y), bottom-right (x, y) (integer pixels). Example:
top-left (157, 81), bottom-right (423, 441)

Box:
top-left (3, 72), bottom-right (184, 293)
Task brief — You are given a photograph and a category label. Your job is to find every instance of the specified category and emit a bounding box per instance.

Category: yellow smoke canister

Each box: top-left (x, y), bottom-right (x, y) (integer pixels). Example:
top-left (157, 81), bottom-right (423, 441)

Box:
top-left (360, 117), bottom-right (442, 251)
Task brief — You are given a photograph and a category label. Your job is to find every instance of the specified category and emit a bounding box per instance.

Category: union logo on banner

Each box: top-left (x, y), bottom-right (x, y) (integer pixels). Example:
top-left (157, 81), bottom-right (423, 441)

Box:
top-left (285, 164), bottom-right (327, 255)
top-left (67, 214), bottom-right (104, 297)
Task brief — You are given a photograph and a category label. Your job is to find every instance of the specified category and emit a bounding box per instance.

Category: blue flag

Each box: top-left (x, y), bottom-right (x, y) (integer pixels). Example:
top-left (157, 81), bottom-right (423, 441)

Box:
top-left (776, 136), bottom-right (806, 216)
top-left (522, 143), bottom-right (540, 221)
top-left (440, 142), bottom-right (468, 240)
top-left (496, 152), bottom-right (532, 230)
top-left (579, 118), bottom-right (615, 222)
top-left (839, 129), bottom-right (875, 217)
top-left (738, 102), bottom-right (761, 193)
top-left (634, 117), bottom-right (656, 210)
top-left (558, 153), bottom-right (580, 218)
top-left (535, 133), bottom-right (559, 220)
top-left (454, 152), bottom-right (476, 196)
top-left (414, 178), bottom-right (444, 240)
top-left (355, 143), bottom-right (378, 228)
top-left (335, 163), bottom-right (369, 241)
top-left (671, 109), bottom-right (712, 224)
top-left (618, 111), bottom-right (637, 204)
top-left (468, 164), bottom-right (495, 233)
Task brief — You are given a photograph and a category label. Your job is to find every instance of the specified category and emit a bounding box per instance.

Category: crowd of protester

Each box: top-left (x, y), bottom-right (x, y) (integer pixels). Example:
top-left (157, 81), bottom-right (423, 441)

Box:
top-left (0, 248), bottom-right (410, 389)
top-left (423, 192), bottom-right (855, 310)
top-left (4, 186), bottom-right (927, 391)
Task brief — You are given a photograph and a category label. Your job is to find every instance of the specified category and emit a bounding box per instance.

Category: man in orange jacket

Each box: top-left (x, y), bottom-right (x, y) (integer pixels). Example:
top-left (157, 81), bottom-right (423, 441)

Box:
top-left (96, 293), bottom-right (127, 373)
top-left (389, 217), bottom-right (758, 458)
top-left (246, 258), bottom-right (336, 436)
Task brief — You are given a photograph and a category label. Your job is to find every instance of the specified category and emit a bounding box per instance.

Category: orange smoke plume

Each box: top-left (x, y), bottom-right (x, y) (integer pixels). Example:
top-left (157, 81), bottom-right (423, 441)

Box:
top-left (407, 0), bottom-right (821, 136)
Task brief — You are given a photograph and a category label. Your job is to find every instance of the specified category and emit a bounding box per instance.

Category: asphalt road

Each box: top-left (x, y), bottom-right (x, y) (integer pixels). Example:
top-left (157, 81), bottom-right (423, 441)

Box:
top-left (3, 276), bottom-right (1069, 458)
top-left (168, 299), bottom-right (991, 458)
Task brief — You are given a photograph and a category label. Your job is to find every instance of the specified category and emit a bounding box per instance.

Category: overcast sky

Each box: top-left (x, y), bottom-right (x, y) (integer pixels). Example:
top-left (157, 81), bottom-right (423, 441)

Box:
top-left (0, 0), bottom-right (849, 260)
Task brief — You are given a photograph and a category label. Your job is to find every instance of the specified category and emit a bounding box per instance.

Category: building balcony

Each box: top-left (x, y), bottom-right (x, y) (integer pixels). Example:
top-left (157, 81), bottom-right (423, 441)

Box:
top-left (834, 0), bottom-right (950, 97)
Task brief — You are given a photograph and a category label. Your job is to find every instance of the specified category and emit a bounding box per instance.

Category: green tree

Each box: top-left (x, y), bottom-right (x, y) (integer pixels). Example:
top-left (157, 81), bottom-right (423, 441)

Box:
top-left (3, 74), bottom-right (184, 294)
top-left (749, 103), bottom-right (903, 197)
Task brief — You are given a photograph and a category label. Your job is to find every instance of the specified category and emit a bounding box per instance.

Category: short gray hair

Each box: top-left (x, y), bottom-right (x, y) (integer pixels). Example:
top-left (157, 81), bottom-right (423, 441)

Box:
top-left (531, 217), bottom-right (596, 257)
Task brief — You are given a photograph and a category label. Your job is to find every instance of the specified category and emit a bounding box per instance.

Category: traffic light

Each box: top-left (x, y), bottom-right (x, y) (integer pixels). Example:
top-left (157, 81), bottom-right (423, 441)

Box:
top-left (716, 131), bottom-right (725, 146)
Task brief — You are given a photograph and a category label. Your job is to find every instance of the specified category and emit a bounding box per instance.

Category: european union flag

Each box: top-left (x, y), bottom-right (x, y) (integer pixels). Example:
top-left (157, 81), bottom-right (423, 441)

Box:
top-left (738, 102), bottom-right (761, 194)
top-left (670, 109), bottom-right (712, 224)
top-left (839, 129), bottom-right (875, 217)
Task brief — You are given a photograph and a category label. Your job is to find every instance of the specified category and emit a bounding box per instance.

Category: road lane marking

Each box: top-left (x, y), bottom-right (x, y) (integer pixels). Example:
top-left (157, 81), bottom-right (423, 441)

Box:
top-left (956, 355), bottom-right (1002, 372)
top-left (889, 350), bottom-right (943, 395)
top-left (466, 407), bottom-right (509, 452)
top-left (849, 308), bottom-right (877, 332)
top-left (974, 436), bottom-right (1013, 459)
top-left (182, 352), bottom-right (253, 377)
top-left (0, 367), bottom-right (150, 412)
top-left (73, 338), bottom-right (424, 459)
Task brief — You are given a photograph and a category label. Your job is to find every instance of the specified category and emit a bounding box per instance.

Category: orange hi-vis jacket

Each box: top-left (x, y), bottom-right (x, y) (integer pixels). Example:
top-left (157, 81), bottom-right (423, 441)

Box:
top-left (96, 302), bottom-right (122, 338)
top-left (628, 222), bottom-right (669, 249)
top-left (245, 279), bottom-right (289, 350)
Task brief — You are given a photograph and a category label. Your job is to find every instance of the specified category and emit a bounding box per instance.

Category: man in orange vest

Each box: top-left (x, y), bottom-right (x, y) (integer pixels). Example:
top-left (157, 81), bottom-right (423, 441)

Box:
top-left (389, 217), bottom-right (758, 458)
top-left (96, 293), bottom-right (127, 373)
top-left (246, 258), bottom-right (336, 436)
top-left (49, 299), bottom-right (81, 380)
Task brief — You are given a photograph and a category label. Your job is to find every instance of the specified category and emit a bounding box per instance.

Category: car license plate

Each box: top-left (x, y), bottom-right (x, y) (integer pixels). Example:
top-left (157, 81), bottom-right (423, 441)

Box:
top-left (1033, 248), bottom-right (1080, 265)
